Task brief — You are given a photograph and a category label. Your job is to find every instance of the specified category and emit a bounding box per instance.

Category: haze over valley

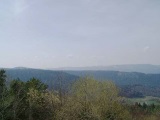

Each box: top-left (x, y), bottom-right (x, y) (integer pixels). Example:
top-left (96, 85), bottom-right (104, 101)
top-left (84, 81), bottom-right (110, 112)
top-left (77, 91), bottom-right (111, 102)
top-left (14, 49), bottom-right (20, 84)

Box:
top-left (1, 0), bottom-right (160, 119)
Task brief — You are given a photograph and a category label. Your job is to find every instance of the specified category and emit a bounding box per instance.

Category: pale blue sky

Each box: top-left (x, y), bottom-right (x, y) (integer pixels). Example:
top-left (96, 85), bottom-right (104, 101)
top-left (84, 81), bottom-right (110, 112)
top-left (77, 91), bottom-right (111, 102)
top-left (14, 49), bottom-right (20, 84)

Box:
top-left (0, 0), bottom-right (160, 68)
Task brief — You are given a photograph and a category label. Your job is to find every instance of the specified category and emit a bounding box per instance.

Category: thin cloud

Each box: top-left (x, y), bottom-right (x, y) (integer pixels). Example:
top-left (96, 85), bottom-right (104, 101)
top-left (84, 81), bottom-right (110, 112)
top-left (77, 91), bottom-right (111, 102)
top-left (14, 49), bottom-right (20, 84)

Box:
top-left (67, 54), bottom-right (74, 59)
top-left (143, 46), bottom-right (150, 52)
top-left (13, 0), bottom-right (38, 15)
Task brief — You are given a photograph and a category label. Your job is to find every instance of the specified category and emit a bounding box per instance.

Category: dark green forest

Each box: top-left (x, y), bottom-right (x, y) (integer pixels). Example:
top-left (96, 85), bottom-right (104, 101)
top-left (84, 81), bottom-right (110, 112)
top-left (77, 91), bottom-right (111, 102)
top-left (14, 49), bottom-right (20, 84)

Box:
top-left (4, 68), bottom-right (160, 97)
top-left (1, 69), bottom-right (160, 120)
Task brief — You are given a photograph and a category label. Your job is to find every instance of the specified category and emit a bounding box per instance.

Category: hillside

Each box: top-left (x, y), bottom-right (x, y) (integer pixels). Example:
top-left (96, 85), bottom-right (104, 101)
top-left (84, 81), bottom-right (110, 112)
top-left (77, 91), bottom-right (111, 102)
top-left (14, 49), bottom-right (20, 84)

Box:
top-left (53, 64), bottom-right (160, 74)
top-left (66, 70), bottom-right (160, 97)
top-left (66, 70), bottom-right (160, 87)
top-left (3, 68), bottom-right (160, 97)
top-left (5, 68), bottom-right (79, 90)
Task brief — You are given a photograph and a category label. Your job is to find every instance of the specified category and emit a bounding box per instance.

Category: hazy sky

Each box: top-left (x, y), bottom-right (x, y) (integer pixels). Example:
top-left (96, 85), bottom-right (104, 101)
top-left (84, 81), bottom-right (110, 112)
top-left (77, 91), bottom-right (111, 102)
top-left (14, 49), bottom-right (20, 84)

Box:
top-left (0, 0), bottom-right (160, 68)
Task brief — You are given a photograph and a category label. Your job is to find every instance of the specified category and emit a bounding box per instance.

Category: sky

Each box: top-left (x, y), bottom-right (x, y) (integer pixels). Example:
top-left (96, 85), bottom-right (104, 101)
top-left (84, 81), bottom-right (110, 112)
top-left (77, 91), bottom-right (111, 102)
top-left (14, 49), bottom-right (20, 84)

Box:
top-left (0, 0), bottom-right (160, 69)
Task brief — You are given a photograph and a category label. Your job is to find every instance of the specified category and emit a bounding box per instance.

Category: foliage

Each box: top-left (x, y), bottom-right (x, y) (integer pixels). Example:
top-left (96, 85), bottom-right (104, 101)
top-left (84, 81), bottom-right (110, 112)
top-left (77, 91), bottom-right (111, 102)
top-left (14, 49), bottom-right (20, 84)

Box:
top-left (129, 102), bottom-right (160, 120)
top-left (58, 77), bottom-right (131, 120)
top-left (1, 69), bottom-right (160, 120)
top-left (67, 71), bottom-right (160, 88)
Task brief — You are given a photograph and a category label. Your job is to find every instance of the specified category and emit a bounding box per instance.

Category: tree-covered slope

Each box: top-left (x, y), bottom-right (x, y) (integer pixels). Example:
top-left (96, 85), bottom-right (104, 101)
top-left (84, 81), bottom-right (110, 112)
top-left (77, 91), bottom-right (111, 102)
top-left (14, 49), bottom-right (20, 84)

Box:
top-left (53, 64), bottom-right (160, 74)
top-left (66, 71), bottom-right (160, 87)
top-left (66, 70), bottom-right (160, 97)
top-left (4, 68), bottom-right (160, 97)
top-left (5, 68), bottom-right (79, 90)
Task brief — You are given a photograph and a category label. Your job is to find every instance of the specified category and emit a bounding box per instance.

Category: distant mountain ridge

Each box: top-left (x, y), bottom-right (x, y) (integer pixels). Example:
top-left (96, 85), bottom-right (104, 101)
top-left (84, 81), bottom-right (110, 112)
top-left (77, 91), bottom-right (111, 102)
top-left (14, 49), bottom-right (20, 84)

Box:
top-left (66, 70), bottom-right (160, 87)
top-left (1, 67), bottom-right (160, 97)
top-left (52, 64), bottom-right (160, 74)
top-left (2, 66), bottom-right (160, 87)
top-left (4, 68), bottom-right (79, 90)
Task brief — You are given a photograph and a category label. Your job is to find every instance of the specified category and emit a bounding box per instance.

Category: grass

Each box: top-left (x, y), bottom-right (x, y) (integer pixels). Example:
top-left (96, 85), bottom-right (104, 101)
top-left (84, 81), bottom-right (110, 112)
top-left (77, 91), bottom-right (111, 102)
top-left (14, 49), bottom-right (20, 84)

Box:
top-left (125, 96), bottom-right (160, 105)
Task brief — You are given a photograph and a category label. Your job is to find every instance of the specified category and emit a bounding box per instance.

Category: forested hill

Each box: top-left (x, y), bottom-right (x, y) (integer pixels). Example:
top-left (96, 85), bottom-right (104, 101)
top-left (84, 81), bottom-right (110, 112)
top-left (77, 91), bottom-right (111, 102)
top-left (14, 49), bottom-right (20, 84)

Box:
top-left (3, 68), bottom-right (160, 97)
top-left (66, 71), bottom-right (160, 87)
top-left (53, 64), bottom-right (160, 74)
top-left (3, 68), bottom-right (160, 87)
top-left (5, 68), bottom-right (79, 90)
top-left (66, 70), bottom-right (160, 97)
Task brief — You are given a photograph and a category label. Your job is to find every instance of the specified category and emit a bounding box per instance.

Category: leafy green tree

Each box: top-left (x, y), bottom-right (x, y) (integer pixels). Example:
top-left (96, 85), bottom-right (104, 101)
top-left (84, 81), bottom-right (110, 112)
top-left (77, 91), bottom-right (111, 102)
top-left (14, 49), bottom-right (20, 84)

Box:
top-left (0, 70), bottom-right (6, 88)
top-left (27, 88), bottom-right (60, 120)
top-left (8, 79), bottom-right (27, 120)
top-left (25, 78), bottom-right (48, 92)
top-left (142, 102), bottom-right (147, 109)
top-left (58, 77), bottom-right (131, 120)
top-left (5, 77), bottom-right (49, 120)
top-left (0, 70), bottom-right (9, 120)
